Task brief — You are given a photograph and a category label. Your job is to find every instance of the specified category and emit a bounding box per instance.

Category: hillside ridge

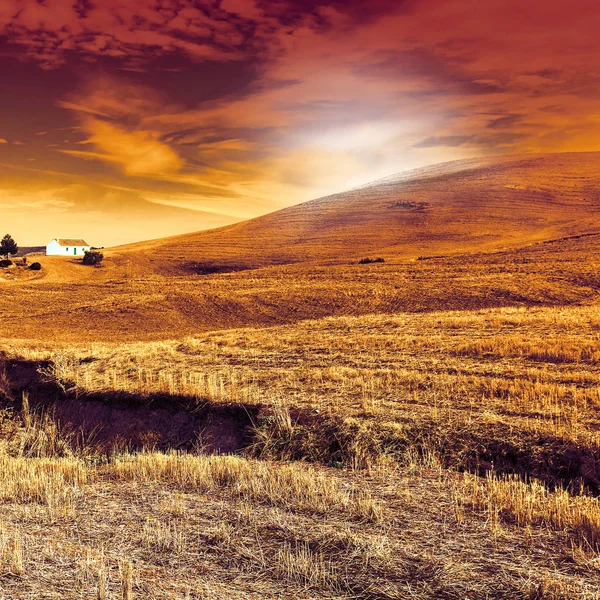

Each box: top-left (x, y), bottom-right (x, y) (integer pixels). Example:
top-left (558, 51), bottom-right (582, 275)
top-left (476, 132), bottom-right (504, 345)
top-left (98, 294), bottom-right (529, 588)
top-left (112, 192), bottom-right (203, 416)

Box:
top-left (109, 151), bottom-right (600, 274)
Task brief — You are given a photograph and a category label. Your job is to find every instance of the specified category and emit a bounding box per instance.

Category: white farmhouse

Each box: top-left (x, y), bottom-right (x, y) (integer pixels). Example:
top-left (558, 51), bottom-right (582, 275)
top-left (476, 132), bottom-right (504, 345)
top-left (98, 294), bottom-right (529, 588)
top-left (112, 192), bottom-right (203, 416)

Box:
top-left (46, 239), bottom-right (91, 257)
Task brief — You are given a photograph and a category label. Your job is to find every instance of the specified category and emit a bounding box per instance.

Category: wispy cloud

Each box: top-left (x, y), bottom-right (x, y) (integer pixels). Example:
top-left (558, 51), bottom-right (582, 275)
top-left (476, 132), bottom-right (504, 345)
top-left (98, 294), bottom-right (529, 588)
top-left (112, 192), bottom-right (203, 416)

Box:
top-left (78, 119), bottom-right (183, 176)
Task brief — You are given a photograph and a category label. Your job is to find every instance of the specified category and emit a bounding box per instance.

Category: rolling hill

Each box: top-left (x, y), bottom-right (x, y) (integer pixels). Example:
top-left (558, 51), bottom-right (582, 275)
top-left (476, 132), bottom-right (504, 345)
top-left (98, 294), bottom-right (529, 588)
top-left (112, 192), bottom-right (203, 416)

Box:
top-left (3, 151), bottom-right (600, 342)
top-left (114, 152), bottom-right (600, 274)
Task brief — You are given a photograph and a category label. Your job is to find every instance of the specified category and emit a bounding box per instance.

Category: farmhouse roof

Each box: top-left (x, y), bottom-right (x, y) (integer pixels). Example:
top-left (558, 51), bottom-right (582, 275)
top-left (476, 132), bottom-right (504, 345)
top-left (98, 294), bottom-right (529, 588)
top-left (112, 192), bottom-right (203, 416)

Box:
top-left (54, 239), bottom-right (89, 247)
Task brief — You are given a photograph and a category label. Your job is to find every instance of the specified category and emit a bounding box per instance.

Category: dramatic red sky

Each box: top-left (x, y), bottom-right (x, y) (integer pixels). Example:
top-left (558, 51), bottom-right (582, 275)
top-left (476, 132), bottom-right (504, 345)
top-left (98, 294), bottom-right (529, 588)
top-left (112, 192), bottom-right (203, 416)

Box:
top-left (1, 0), bottom-right (599, 245)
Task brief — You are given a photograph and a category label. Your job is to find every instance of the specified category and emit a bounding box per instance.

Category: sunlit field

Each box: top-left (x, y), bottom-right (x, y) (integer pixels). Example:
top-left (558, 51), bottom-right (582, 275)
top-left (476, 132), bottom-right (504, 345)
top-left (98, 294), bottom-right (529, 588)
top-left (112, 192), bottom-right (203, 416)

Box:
top-left (4, 295), bottom-right (600, 597)
top-left (2, 0), bottom-right (600, 593)
top-left (3, 156), bottom-right (600, 598)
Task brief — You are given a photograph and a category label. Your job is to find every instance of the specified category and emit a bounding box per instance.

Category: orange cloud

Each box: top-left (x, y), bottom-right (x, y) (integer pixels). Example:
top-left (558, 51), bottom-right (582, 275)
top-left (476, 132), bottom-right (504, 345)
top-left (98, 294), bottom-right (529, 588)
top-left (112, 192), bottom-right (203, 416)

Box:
top-left (64, 119), bottom-right (183, 177)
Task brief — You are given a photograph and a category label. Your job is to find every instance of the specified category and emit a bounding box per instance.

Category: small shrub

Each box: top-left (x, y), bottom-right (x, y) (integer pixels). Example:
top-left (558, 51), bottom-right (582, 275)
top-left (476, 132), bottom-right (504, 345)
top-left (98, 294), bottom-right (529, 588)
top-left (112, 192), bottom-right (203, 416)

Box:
top-left (29, 262), bottom-right (42, 271)
top-left (358, 257), bottom-right (385, 265)
top-left (82, 251), bottom-right (104, 266)
top-left (0, 259), bottom-right (12, 268)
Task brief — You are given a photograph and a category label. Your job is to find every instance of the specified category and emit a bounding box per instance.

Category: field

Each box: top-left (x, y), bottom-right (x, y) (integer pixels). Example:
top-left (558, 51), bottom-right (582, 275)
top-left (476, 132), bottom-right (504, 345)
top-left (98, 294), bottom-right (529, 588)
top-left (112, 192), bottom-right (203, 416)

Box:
top-left (2, 154), bottom-right (600, 598)
top-left (4, 300), bottom-right (600, 598)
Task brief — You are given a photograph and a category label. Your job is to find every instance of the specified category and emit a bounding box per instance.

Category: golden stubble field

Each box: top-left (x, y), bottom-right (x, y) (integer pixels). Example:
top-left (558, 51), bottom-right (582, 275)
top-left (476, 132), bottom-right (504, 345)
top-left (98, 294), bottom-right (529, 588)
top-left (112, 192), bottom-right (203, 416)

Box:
top-left (3, 154), bottom-right (600, 598)
top-left (4, 289), bottom-right (600, 596)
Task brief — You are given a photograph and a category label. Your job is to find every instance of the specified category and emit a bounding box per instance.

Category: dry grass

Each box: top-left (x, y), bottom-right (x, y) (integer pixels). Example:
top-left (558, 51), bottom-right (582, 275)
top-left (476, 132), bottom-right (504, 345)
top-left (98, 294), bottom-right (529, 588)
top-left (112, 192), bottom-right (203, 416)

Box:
top-left (12, 304), bottom-right (600, 471)
top-left (1, 445), bottom-right (599, 598)
top-left (3, 158), bottom-right (600, 596)
top-left (4, 303), bottom-right (600, 588)
top-left (0, 524), bottom-right (24, 576)
top-left (107, 452), bottom-right (382, 521)
top-left (455, 472), bottom-right (600, 551)
top-left (0, 452), bottom-right (85, 514)
top-left (3, 300), bottom-right (600, 596)
top-left (0, 377), bottom-right (598, 596)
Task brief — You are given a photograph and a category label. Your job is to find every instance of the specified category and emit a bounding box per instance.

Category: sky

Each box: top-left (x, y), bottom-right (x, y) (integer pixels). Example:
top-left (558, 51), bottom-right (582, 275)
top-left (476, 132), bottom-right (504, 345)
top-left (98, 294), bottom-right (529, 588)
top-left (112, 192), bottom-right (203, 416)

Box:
top-left (1, 0), bottom-right (600, 245)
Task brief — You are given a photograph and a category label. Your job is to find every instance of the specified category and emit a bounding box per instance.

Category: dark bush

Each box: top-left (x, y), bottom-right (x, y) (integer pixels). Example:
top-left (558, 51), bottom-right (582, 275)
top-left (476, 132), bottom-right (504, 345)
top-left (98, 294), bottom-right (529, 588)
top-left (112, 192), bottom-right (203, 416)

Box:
top-left (358, 257), bottom-right (385, 265)
top-left (0, 259), bottom-right (12, 268)
top-left (29, 262), bottom-right (42, 271)
top-left (82, 250), bottom-right (104, 266)
top-left (183, 261), bottom-right (250, 275)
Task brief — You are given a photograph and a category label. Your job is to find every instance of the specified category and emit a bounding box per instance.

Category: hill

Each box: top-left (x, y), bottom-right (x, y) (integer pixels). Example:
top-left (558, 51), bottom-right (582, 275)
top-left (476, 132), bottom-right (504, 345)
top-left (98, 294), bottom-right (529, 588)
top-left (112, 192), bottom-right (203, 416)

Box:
top-left (3, 151), bottom-right (600, 341)
top-left (114, 152), bottom-right (600, 274)
top-left (4, 154), bottom-right (600, 598)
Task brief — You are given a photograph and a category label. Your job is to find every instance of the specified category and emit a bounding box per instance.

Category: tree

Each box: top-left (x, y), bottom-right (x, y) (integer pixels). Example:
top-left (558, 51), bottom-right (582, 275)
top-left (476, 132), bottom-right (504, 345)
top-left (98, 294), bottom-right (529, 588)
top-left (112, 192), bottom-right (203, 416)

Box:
top-left (0, 234), bottom-right (18, 259)
top-left (82, 250), bottom-right (104, 266)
